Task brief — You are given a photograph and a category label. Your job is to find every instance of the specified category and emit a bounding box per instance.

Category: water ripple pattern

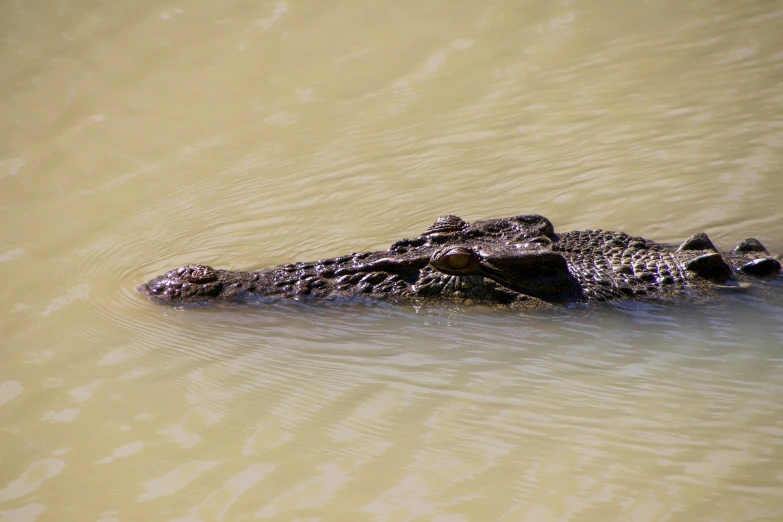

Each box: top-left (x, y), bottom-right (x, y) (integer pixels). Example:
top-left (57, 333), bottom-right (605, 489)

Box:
top-left (1, 0), bottom-right (783, 521)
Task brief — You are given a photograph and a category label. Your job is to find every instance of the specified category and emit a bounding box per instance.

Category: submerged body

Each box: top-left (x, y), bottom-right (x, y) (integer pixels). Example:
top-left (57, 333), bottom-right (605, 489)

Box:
top-left (138, 214), bottom-right (781, 308)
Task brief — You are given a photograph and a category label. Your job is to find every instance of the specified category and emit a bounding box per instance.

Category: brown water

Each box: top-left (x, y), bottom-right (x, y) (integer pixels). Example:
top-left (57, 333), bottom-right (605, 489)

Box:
top-left (3, 1), bottom-right (783, 520)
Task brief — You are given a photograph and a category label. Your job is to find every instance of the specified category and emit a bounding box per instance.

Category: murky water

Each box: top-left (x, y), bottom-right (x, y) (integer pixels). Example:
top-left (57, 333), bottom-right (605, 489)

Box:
top-left (2, 1), bottom-right (783, 520)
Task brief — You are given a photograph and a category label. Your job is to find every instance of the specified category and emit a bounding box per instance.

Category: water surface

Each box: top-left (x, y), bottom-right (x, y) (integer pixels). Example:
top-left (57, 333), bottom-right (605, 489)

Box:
top-left (2, 1), bottom-right (783, 520)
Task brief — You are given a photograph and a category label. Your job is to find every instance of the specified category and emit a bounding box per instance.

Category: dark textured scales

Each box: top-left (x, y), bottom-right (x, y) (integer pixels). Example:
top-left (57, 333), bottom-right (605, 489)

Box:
top-left (138, 214), bottom-right (782, 308)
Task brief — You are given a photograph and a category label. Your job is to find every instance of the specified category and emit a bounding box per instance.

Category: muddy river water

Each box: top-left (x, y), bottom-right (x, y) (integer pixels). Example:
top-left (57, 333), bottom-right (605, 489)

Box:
top-left (2, 1), bottom-right (783, 520)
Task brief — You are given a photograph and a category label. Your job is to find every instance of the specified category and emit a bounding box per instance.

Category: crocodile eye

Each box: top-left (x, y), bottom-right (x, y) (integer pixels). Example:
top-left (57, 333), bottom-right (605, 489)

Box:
top-left (447, 253), bottom-right (470, 269)
top-left (430, 247), bottom-right (480, 274)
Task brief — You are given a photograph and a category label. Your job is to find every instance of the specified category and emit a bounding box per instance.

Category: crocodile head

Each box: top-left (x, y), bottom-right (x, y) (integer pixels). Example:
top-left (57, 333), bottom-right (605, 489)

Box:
top-left (137, 214), bottom-right (581, 307)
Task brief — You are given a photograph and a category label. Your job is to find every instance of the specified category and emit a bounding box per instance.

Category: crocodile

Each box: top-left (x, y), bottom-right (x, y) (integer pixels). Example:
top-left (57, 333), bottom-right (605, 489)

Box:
top-left (137, 213), bottom-right (781, 309)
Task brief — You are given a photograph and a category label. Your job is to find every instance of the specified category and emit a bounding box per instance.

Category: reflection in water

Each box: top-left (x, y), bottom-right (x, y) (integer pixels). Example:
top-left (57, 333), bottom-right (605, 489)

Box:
top-left (0, 460), bottom-right (66, 503)
top-left (2, 0), bottom-right (783, 520)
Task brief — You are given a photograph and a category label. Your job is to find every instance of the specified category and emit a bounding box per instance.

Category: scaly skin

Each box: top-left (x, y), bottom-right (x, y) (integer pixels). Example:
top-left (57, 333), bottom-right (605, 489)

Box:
top-left (137, 214), bottom-right (782, 308)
